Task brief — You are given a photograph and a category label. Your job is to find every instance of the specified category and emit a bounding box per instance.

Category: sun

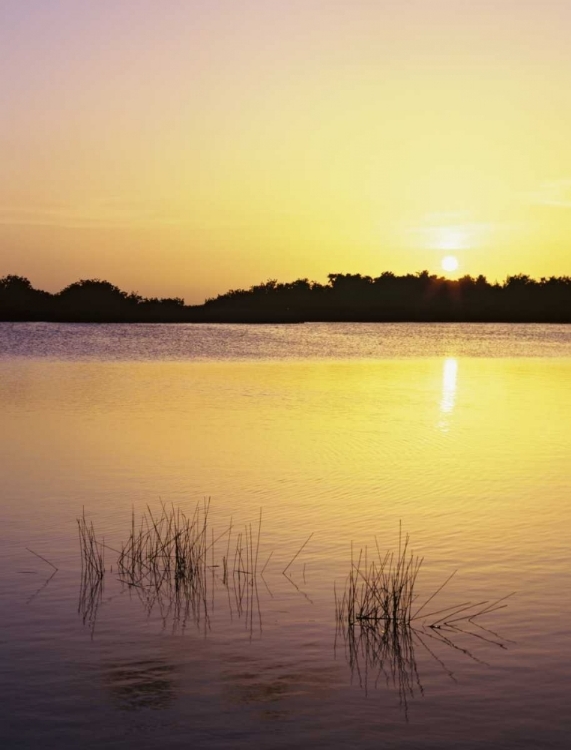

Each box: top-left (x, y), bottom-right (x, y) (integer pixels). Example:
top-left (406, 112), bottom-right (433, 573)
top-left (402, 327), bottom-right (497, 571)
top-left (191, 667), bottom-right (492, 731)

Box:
top-left (441, 255), bottom-right (459, 273)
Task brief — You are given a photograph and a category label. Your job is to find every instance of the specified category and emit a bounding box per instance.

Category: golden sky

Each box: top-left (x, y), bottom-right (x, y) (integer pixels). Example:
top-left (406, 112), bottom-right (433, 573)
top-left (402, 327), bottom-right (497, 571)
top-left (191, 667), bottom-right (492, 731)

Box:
top-left (2, 0), bottom-right (571, 302)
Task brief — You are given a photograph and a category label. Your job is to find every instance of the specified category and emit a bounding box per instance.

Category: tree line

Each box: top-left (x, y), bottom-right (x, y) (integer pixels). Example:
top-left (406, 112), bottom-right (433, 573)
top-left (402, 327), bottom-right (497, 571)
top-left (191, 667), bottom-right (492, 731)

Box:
top-left (2, 271), bottom-right (571, 322)
top-left (0, 276), bottom-right (188, 322)
top-left (204, 271), bottom-right (571, 322)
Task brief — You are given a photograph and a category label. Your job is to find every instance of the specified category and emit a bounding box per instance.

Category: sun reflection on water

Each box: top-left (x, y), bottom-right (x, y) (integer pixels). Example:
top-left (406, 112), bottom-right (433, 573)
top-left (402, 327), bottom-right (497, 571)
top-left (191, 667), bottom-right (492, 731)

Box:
top-left (439, 357), bottom-right (458, 431)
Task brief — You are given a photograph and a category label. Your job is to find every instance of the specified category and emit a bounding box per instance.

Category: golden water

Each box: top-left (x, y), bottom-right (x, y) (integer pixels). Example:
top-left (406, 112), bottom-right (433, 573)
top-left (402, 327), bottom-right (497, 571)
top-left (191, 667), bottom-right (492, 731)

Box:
top-left (1, 323), bottom-right (570, 748)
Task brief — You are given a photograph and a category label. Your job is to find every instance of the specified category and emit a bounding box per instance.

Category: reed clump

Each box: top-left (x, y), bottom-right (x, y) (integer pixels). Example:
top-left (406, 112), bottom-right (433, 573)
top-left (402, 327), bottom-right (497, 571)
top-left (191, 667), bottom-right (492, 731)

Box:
top-left (78, 511), bottom-right (105, 581)
top-left (335, 526), bottom-right (511, 632)
top-left (116, 501), bottom-right (206, 626)
top-left (118, 502), bottom-right (209, 590)
top-left (76, 502), bottom-right (268, 633)
top-left (335, 526), bottom-right (513, 713)
top-left (77, 512), bottom-right (105, 632)
top-left (336, 530), bottom-right (422, 631)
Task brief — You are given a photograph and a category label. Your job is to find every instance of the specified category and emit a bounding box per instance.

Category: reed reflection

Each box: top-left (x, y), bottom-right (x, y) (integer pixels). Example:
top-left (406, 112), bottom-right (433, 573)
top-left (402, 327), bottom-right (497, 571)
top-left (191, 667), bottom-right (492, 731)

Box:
top-left (77, 503), bottom-right (266, 638)
top-left (335, 530), bottom-right (511, 718)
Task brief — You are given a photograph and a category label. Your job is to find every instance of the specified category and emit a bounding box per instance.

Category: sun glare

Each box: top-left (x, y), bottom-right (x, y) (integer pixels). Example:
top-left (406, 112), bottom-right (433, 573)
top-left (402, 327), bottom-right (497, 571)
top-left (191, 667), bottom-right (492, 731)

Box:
top-left (441, 255), bottom-right (459, 273)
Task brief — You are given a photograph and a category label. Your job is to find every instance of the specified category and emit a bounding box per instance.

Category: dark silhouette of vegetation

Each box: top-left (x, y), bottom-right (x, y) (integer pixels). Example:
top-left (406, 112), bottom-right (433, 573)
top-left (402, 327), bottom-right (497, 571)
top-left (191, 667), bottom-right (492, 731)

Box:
top-left (0, 275), bottom-right (189, 323)
top-left (335, 528), bottom-right (512, 716)
top-left (204, 271), bottom-right (571, 322)
top-left (2, 271), bottom-right (571, 322)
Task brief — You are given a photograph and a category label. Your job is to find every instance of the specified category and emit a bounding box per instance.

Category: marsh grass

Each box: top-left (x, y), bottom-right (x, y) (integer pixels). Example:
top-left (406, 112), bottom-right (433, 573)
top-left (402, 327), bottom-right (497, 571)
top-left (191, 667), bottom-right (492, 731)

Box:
top-left (77, 502), bottom-right (267, 634)
top-left (77, 512), bottom-right (105, 634)
top-left (74, 509), bottom-right (510, 713)
top-left (335, 526), bottom-right (513, 715)
top-left (336, 527), bottom-right (422, 630)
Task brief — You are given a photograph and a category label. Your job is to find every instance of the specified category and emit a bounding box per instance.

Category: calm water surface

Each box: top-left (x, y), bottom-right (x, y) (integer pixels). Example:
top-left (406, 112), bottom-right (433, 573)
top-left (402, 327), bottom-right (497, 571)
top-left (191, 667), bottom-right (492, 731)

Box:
top-left (1, 323), bottom-right (570, 749)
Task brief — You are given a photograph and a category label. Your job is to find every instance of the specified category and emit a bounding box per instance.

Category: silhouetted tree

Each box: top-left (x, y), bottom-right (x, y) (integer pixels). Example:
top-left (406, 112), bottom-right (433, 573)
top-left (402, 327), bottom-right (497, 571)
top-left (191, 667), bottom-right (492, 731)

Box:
top-left (0, 275), bottom-right (51, 319)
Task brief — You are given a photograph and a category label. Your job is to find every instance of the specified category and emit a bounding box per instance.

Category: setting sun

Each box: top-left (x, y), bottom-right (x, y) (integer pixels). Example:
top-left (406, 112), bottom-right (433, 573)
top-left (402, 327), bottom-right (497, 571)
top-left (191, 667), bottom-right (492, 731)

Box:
top-left (441, 255), bottom-right (459, 273)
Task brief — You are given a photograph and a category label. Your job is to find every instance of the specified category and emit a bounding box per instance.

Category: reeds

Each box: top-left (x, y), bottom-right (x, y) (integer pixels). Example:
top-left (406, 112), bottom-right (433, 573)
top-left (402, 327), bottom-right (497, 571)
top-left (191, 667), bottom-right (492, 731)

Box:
top-left (77, 511), bottom-right (105, 633)
top-left (78, 511), bottom-right (105, 582)
top-left (118, 502), bottom-right (209, 590)
top-left (74, 506), bottom-right (511, 711)
top-left (116, 501), bottom-right (211, 628)
top-left (335, 526), bottom-right (513, 714)
top-left (336, 527), bottom-right (422, 631)
top-left (75, 501), bottom-right (267, 634)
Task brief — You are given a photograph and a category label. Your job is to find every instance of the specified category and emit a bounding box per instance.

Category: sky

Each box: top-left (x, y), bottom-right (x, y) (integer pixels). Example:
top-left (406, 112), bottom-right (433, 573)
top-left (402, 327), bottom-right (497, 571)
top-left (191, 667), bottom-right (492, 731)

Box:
top-left (2, 0), bottom-right (571, 303)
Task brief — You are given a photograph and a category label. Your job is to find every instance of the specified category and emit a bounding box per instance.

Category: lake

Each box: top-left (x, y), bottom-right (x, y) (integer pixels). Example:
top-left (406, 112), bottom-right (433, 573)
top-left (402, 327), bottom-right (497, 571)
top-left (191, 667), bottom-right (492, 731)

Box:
top-left (1, 322), bottom-right (570, 749)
